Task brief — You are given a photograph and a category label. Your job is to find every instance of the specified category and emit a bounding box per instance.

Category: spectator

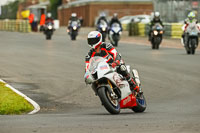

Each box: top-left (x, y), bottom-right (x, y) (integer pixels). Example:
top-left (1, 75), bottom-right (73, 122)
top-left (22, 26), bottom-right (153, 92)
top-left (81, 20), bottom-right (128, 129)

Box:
top-left (29, 13), bottom-right (34, 31)
top-left (39, 12), bottom-right (46, 32)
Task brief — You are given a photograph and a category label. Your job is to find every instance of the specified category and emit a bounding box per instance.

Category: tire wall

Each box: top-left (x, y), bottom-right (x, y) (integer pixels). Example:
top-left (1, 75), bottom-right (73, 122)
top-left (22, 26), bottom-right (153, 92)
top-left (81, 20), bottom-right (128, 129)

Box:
top-left (128, 22), bottom-right (186, 39)
top-left (0, 20), bottom-right (31, 33)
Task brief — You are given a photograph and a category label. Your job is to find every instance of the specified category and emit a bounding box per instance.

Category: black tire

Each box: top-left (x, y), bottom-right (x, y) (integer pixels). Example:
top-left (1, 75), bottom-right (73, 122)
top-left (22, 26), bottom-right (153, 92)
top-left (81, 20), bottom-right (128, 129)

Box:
top-left (114, 41), bottom-right (118, 47)
top-left (151, 38), bottom-right (155, 49)
top-left (98, 87), bottom-right (120, 114)
top-left (132, 93), bottom-right (147, 113)
top-left (102, 32), bottom-right (106, 42)
top-left (191, 39), bottom-right (196, 55)
top-left (71, 35), bottom-right (76, 40)
top-left (102, 37), bottom-right (105, 42)
top-left (155, 36), bottom-right (161, 49)
top-left (156, 42), bottom-right (160, 49)
top-left (46, 35), bottom-right (51, 40)
top-left (152, 44), bottom-right (155, 49)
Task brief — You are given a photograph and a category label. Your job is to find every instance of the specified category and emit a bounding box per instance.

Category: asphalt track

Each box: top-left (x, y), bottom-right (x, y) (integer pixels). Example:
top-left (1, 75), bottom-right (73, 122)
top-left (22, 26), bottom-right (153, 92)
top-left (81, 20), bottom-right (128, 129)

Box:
top-left (0, 28), bottom-right (200, 133)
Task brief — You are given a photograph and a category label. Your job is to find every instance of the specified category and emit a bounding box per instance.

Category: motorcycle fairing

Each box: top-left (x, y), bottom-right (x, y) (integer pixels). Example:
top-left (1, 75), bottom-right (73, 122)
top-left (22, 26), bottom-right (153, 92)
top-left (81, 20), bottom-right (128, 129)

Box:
top-left (120, 93), bottom-right (137, 108)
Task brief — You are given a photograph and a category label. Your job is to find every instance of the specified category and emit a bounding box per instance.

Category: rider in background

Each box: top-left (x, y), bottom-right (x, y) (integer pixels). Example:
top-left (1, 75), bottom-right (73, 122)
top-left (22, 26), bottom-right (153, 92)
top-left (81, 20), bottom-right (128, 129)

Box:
top-left (109, 13), bottom-right (122, 30)
top-left (96, 13), bottom-right (108, 27)
top-left (67, 13), bottom-right (81, 32)
top-left (183, 11), bottom-right (199, 31)
top-left (181, 11), bottom-right (200, 45)
top-left (148, 12), bottom-right (164, 41)
top-left (39, 10), bottom-right (46, 32)
top-left (45, 12), bottom-right (54, 25)
top-left (85, 31), bottom-right (140, 93)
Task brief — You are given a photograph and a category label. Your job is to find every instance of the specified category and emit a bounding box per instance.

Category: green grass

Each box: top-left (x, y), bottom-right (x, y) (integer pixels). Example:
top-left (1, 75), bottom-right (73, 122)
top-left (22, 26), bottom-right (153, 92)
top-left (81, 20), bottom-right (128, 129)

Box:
top-left (0, 81), bottom-right (34, 115)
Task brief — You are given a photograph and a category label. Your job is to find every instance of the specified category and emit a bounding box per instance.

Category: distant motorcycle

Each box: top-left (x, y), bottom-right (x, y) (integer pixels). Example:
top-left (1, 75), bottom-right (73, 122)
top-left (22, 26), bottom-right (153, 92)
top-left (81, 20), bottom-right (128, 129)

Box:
top-left (68, 21), bottom-right (80, 40)
top-left (44, 22), bottom-right (54, 40)
top-left (84, 57), bottom-right (146, 114)
top-left (97, 20), bottom-right (108, 42)
top-left (182, 22), bottom-right (199, 54)
top-left (108, 23), bottom-right (122, 47)
top-left (150, 23), bottom-right (164, 49)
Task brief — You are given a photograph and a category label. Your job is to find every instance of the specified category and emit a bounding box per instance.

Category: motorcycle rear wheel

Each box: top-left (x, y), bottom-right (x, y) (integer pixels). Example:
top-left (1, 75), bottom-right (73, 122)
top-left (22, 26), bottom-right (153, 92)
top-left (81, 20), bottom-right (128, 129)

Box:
top-left (98, 87), bottom-right (120, 114)
top-left (132, 93), bottom-right (146, 113)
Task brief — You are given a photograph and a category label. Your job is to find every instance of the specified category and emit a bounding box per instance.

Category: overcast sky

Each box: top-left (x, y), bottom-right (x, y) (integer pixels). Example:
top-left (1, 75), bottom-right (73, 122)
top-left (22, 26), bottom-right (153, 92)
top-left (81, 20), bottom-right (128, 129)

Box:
top-left (0, 0), bottom-right (16, 6)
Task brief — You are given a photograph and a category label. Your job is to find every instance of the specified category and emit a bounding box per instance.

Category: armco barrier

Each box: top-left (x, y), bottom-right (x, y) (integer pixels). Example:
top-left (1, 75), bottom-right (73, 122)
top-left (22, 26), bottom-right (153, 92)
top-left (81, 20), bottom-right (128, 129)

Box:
top-left (128, 22), bottom-right (184, 38)
top-left (0, 19), bottom-right (31, 33)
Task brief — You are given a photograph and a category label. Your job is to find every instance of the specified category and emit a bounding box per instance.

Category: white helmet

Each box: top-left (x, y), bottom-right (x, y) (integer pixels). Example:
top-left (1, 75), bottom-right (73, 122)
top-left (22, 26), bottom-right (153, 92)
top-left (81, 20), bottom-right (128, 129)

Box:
top-left (113, 13), bottom-right (118, 18)
top-left (47, 13), bottom-right (52, 18)
top-left (154, 12), bottom-right (160, 18)
top-left (71, 13), bottom-right (77, 17)
top-left (87, 31), bottom-right (102, 49)
top-left (188, 11), bottom-right (195, 21)
top-left (100, 12), bottom-right (106, 17)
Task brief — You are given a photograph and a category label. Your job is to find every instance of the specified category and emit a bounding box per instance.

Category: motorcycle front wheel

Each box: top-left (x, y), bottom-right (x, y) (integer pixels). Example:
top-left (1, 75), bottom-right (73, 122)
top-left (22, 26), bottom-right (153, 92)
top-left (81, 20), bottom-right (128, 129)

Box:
top-left (71, 35), bottom-right (76, 40)
top-left (46, 34), bottom-right (51, 40)
top-left (98, 87), bottom-right (120, 114)
top-left (102, 32), bottom-right (106, 42)
top-left (191, 38), bottom-right (196, 55)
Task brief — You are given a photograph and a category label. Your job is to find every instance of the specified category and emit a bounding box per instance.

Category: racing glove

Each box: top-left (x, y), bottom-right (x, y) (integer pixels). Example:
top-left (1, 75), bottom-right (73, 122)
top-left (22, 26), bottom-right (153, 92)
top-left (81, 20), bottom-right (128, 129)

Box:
top-left (111, 60), bottom-right (121, 68)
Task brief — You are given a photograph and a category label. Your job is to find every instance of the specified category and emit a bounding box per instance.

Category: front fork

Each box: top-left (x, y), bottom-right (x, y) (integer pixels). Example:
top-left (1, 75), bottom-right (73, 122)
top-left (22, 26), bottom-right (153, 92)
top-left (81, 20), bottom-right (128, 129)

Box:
top-left (107, 80), bottom-right (119, 100)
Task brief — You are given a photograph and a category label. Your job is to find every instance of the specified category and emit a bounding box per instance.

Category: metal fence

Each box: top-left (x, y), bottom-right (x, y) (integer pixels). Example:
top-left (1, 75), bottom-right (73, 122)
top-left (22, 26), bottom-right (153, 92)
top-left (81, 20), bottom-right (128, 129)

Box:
top-left (153, 0), bottom-right (200, 23)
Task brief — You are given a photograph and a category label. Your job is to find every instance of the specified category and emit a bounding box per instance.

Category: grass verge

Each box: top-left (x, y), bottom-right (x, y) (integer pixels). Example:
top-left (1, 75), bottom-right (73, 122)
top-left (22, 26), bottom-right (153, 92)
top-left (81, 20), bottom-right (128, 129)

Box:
top-left (0, 81), bottom-right (34, 115)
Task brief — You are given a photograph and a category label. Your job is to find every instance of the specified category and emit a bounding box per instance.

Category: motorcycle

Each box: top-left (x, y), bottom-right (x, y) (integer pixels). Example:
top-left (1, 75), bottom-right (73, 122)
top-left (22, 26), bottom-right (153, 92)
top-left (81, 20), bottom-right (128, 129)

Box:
top-left (68, 21), bottom-right (80, 40)
top-left (44, 22), bottom-right (54, 40)
top-left (84, 57), bottom-right (146, 114)
top-left (150, 23), bottom-right (164, 49)
top-left (108, 23), bottom-right (122, 47)
top-left (97, 20), bottom-right (108, 42)
top-left (182, 22), bottom-right (199, 54)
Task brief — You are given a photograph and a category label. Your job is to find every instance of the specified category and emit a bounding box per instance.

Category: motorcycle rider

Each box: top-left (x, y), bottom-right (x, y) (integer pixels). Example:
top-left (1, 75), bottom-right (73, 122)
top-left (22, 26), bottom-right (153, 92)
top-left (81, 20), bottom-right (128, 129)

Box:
top-left (96, 13), bottom-right (108, 28)
top-left (85, 31), bottom-right (140, 93)
top-left (109, 13), bottom-right (122, 30)
top-left (67, 13), bottom-right (81, 32)
top-left (181, 11), bottom-right (200, 45)
top-left (148, 12), bottom-right (164, 41)
top-left (45, 12), bottom-right (54, 25)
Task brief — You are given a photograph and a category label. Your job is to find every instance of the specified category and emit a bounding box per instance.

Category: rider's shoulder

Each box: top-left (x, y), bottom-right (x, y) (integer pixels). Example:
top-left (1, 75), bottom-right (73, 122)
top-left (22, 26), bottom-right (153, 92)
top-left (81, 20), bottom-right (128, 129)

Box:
top-left (101, 42), bottom-right (113, 49)
top-left (101, 42), bottom-right (112, 48)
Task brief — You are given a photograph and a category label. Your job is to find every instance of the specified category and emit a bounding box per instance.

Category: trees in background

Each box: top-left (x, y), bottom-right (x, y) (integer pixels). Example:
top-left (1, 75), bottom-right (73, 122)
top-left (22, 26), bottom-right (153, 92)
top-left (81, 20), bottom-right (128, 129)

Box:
top-left (0, 0), bottom-right (19, 19)
top-left (49, 0), bottom-right (62, 19)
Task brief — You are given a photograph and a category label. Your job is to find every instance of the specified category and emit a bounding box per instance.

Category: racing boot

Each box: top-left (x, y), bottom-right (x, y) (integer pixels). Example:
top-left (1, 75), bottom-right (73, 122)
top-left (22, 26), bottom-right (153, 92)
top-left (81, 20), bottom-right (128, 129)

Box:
top-left (127, 78), bottom-right (140, 93)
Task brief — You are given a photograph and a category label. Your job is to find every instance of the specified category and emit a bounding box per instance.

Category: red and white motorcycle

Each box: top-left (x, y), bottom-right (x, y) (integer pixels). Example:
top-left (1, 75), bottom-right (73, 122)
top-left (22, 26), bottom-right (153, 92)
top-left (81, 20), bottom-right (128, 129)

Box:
top-left (84, 57), bottom-right (146, 114)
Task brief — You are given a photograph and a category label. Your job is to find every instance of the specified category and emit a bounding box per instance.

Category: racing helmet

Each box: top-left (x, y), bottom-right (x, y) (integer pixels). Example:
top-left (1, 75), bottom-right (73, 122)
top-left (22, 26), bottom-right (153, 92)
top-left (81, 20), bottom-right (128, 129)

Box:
top-left (47, 12), bottom-right (52, 18)
top-left (100, 12), bottom-right (106, 17)
top-left (188, 11), bottom-right (195, 21)
top-left (87, 31), bottom-right (102, 49)
top-left (113, 13), bottom-right (118, 19)
top-left (154, 12), bottom-right (160, 20)
top-left (71, 13), bottom-right (77, 17)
